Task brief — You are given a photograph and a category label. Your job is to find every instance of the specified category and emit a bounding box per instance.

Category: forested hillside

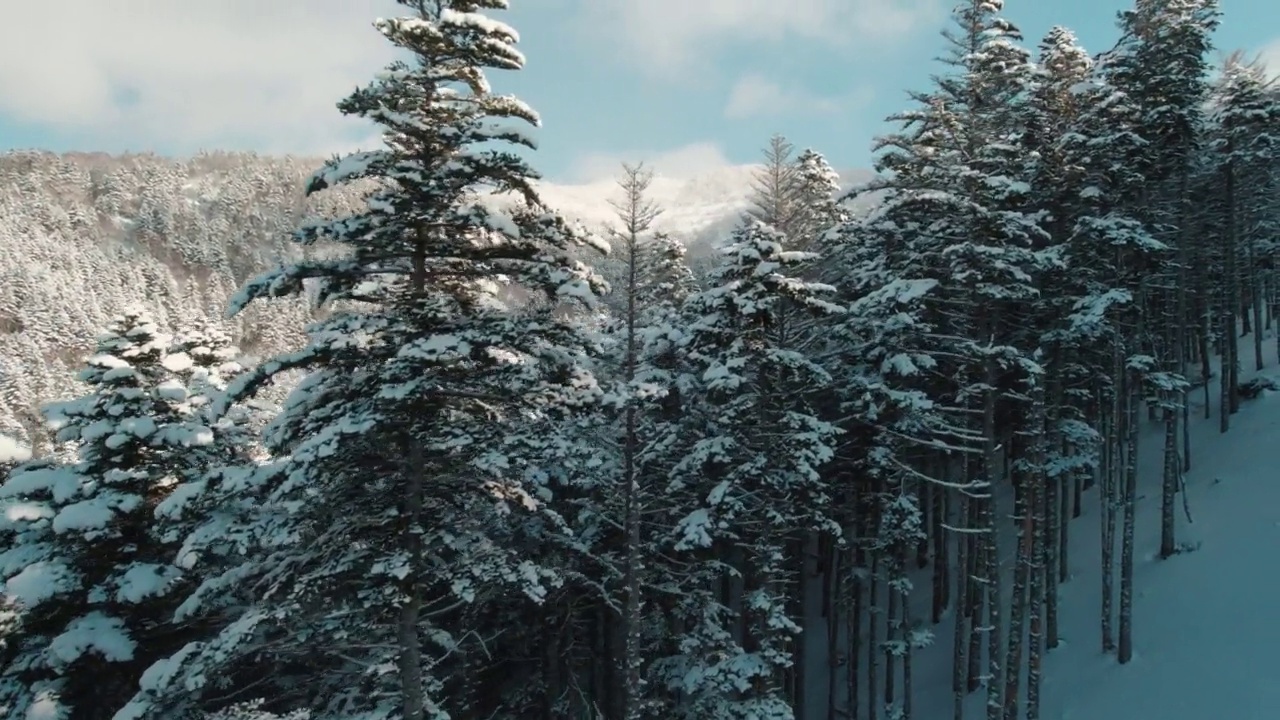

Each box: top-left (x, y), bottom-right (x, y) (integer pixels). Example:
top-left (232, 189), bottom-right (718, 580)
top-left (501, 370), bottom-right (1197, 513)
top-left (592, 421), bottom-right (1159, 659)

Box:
top-left (1, 1), bottom-right (1278, 720)
top-left (0, 150), bottom-right (799, 455)
top-left (0, 151), bottom-right (365, 452)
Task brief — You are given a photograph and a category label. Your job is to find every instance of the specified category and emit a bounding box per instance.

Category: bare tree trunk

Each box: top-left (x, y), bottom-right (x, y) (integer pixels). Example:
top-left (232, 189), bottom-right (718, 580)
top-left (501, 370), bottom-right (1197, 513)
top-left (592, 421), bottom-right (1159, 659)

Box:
top-left (1201, 305), bottom-right (1212, 420)
top-left (983, 359), bottom-right (1004, 720)
top-left (1176, 172), bottom-right (1192, 474)
top-left (793, 536), bottom-right (810, 720)
top-left (1159, 383), bottom-right (1179, 559)
top-left (884, 571), bottom-right (897, 714)
top-left (1226, 158), bottom-right (1241, 418)
top-left (933, 482), bottom-right (950, 625)
top-left (1002, 463), bottom-right (1030, 720)
top-left (1162, 177), bottom-right (1188, 556)
top-left (827, 537), bottom-right (841, 720)
top-left (1026, 385), bottom-right (1047, 720)
top-left (1118, 346), bottom-right (1141, 664)
top-left (399, 235), bottom-right (430, 720)
top-left (917, 485), bottom-right (932, 570)
top-left (850, 520), bottom-right (865, 720)
top-left (953, 488), bottom-right (970, 720)
top-left (966, 494), bottom-right (984, 694)
top-left (1253, 262), bottom-right (1265, 371)
top-left (1101, 339), bottom-right (1121, 654)
top-left (1045, 455), bottom-right (1060, 650)
top-left (1221, 302), bottom-right (1233, 432)
top-left (868, 551), bottom-right (880, 720)
top-left (898, 530), bottom-right (915, 720)
top-left (903, 615), bottom-right (914, 720)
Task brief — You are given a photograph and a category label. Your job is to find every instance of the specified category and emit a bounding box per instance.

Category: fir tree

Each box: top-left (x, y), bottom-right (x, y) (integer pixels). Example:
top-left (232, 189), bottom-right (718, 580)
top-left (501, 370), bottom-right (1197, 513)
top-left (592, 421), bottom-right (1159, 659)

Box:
top-left (0, 311), bottom-right (214, 720)
top-left (662, 220), bottom-right (842, 720)
top-left (124, 3), bottom-right (608, 718)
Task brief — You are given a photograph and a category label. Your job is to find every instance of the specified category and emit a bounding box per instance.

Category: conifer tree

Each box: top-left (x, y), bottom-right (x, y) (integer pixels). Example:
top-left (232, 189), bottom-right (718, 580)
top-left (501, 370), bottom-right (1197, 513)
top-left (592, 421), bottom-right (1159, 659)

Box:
top-left (662, 220), bottom-right (842, 720)
top-left (124, 3), bottom-right (608, 718)
top-left (0, 311), bottom-right (214, 720)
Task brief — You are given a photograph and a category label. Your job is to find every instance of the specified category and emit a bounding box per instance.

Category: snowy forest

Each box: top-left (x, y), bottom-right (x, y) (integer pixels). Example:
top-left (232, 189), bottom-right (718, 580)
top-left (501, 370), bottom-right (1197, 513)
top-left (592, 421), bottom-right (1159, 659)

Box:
top-left (1, 0), bottom-right (1278, 719)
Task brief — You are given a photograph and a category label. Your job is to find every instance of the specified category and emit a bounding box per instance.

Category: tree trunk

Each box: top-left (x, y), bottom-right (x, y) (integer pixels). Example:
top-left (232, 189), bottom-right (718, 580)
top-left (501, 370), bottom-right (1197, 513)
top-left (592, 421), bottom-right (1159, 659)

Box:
top-left (850, 527), bottom-right (865, 720)
top-left (827, 535), bottom-right (841, 720)
top-left (917, 485), bottom-right (932, 570)
top-left (1001, 462), bottom-right (1030, 720)
top-left (884, 571), bottom-right (897, 714)
top-left (399, 436), bottom-right (427, 720)
top-left (1201, 306), bottom-right (1212, 420)
top-left (868, 552), bottom-right (880, 720)
top-left (1026, 379), bottom-right (1047, 720)
top-left (793, 535), bottom-right (809, 720)
top-left (1101, 340), bottom-right (1120, 654)
top-left (983, 359), bottom-right (1003, 720)
top-left (966, 493), bottom-right (984, 694)
top-left (1118, 351), bottom-right (1141, 664)
top-left (1226, 156), bottom-right (1241, 418)
top-left (399, 235), bottom-right (430, 720)
top-left (1159, 384), bottom-right (1178, 559)
top-left (953, 489), bottom-right (970, 720)
top-left (933, 483), bottom-right (950, 625)
top-left (1045, 451), bottom-right (1060, 649)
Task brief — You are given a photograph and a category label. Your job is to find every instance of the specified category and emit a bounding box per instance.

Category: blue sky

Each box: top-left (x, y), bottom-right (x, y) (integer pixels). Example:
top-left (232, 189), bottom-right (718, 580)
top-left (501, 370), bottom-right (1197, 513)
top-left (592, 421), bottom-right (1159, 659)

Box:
top-left (0, 0), bottom-right (1276, 183)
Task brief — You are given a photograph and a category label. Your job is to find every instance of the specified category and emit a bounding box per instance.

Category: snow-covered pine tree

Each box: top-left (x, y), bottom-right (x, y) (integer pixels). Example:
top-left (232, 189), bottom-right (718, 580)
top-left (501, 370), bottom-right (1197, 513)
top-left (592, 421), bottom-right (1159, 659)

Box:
top-left (854, 3), bottom-right (1046, 717)
top-left (123, 3), bottom-right (608, 719)
top-left (1209, 52), bottom-right (1278, 426)
top-left (150, 323), bottom-right (262, 587)
top-left (638, 232), bottom-right (697, 324)
top-left (1067, 26), bottom-right (1173, 664)
top-left (661, 220), bottom-right (842, 720)
top-left (1027, 25), bottom-right (1096, 657)
top-left (606, 161), bottom-right (661, 720)
top-left (1108, 0), bottom-right (1218, 560)
top-left (789, 149), bottom-right (847, 256)
top-left (0, 310), bottom-right (215, 719)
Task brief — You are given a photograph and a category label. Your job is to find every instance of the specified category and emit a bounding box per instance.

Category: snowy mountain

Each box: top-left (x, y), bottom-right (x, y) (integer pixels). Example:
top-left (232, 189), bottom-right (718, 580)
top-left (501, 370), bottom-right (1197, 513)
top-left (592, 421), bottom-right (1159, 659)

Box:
top-left (536, 163), bottom-right (878, 257)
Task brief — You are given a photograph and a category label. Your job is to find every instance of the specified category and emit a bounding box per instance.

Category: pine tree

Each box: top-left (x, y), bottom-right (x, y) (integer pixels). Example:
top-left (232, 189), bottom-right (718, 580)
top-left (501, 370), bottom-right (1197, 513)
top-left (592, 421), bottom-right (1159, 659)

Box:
top-left (1210, 52), bottom-right (1278, 420)
top-left (746, 135), bottom-right (801, 240)
top-left (606, 162), bottom-right (661, 720)
top-left (124, 3), bottom-right (608, 718)
top-left (663, 220), bottom-right (842, 720)
top-left (0, 311), bottom-right (214, 719)
top-left (857, 2), bottom-right (1046, 717)
top-left (790, 149), bottom-right (848, 255)
top-left (1028, 25), bottom-right (1096, 657)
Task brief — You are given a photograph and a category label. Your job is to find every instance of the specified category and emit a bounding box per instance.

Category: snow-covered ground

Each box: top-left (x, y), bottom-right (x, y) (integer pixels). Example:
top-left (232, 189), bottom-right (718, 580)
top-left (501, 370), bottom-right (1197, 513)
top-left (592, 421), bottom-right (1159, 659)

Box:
top-left (0, 434), bottom-right (30, 465)
top-left (911, 331), bottom-right (1280, 719)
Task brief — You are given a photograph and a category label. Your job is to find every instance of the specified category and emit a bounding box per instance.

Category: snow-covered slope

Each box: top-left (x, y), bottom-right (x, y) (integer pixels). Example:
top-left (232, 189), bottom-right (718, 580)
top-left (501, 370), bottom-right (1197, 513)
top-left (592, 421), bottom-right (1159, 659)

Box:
top-left (534, 164), bottom-right (877, 256)
top-left (909, 329), bottom-right (1280, 720)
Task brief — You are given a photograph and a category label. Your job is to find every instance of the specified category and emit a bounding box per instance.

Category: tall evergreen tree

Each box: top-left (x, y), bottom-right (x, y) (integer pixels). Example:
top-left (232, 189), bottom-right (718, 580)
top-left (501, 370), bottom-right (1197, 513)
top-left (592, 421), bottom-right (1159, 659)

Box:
top-left (121, 3), bottom-right (608, 718)
top-left (661, 220), bottom-right (842, 720)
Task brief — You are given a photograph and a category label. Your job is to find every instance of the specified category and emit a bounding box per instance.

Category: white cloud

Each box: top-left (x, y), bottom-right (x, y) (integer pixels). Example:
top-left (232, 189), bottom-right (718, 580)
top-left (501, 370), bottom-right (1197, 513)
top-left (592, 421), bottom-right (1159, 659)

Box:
top-left (564, 142), bottom-right (733, 183)
top-left (572, 0), bottom-right (942, 77)
top-left (723, 74), bottom-right (872, 120)
top-left (0, 0), bottom-right (400, 155)
top-left (1261, 39), bottom-right (1280, 78)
